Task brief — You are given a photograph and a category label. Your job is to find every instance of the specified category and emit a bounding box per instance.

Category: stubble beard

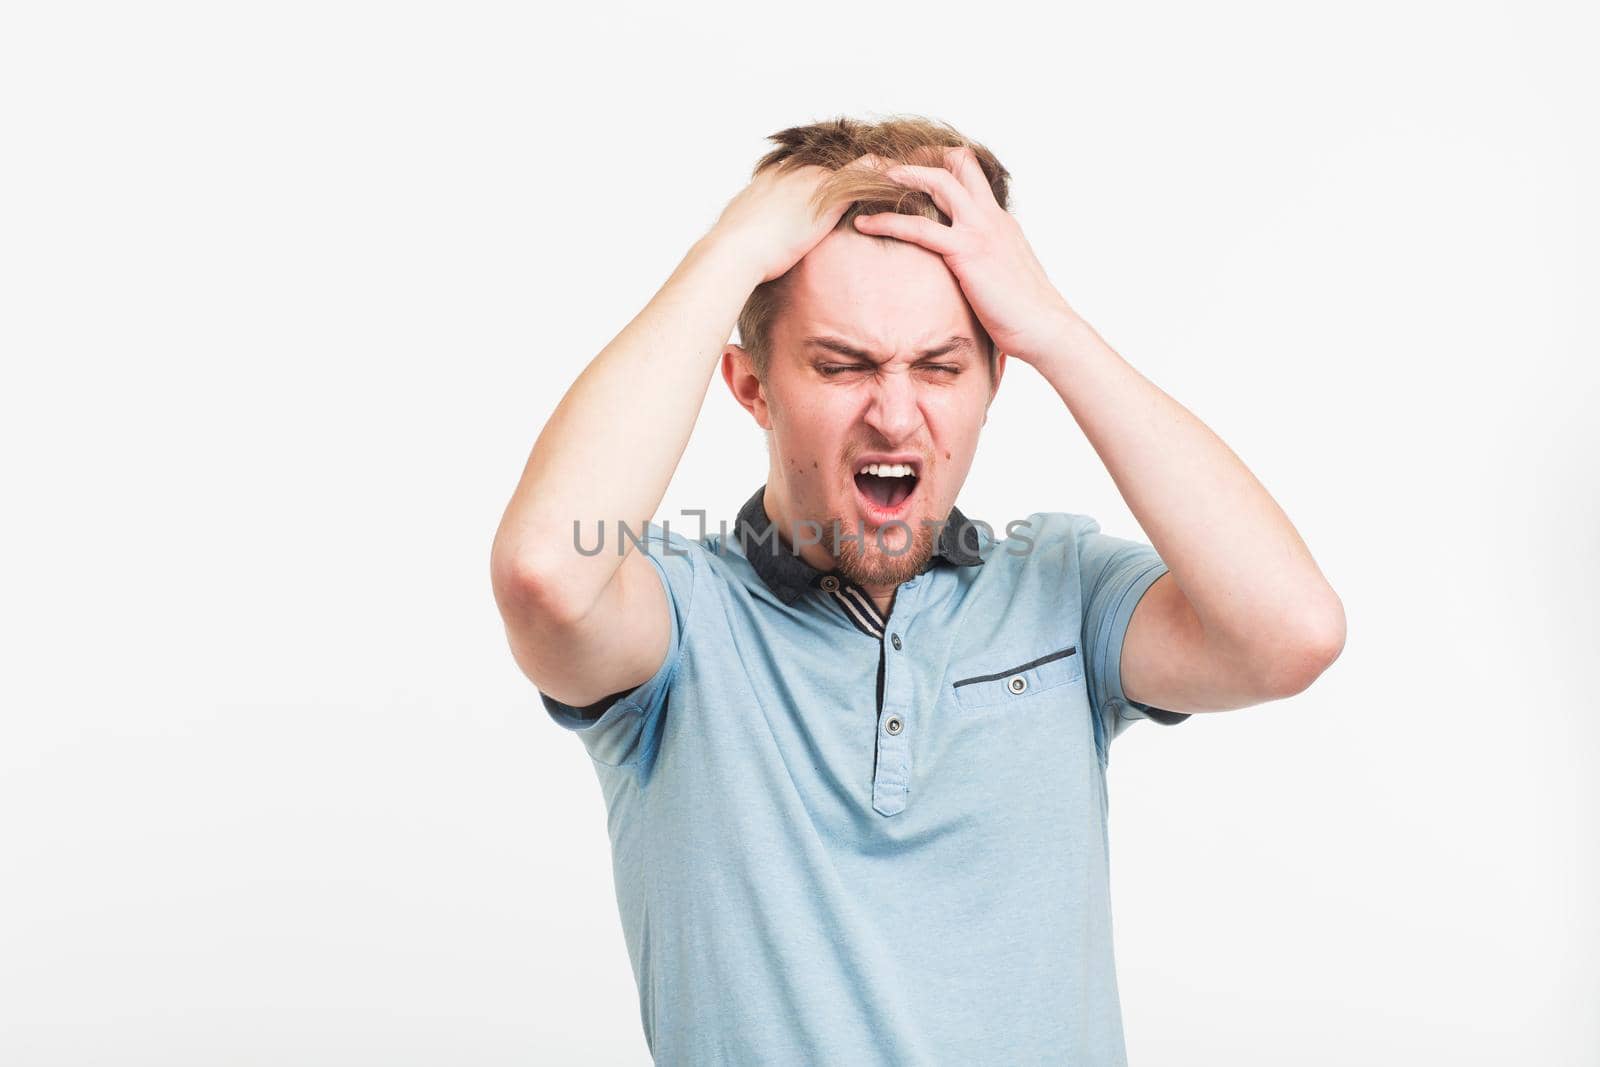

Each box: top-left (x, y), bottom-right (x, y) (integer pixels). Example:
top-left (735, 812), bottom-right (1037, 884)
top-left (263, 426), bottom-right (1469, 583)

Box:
top-left (823, 511), bottom-right (938, 589)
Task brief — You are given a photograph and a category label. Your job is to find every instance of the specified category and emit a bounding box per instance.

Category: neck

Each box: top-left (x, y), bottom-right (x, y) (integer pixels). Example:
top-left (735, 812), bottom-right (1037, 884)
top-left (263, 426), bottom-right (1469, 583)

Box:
top-left (762, 484), bottom-right (838, 576)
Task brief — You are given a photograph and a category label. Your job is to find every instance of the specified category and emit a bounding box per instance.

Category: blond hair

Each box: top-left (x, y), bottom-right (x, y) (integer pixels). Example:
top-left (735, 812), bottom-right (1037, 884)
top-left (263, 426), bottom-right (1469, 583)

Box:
top-left (736, 114), bottom-right (1011, 382)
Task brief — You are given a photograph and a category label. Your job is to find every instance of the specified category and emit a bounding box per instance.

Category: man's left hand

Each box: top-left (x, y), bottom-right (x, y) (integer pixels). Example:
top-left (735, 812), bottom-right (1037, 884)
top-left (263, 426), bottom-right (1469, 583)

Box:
top-left (852, 146), bottom-right (1076, 366)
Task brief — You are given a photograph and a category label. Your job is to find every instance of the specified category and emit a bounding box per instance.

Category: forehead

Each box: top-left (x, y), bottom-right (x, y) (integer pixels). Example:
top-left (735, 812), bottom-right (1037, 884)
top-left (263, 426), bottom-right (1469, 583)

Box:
top-left (778, 228), bottom-right (978, 352)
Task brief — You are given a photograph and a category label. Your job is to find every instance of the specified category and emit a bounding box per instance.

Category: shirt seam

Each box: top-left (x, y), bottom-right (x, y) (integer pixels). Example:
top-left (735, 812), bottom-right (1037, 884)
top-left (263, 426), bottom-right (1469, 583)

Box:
top-left (1105, 558), bottom-right (1169, 723)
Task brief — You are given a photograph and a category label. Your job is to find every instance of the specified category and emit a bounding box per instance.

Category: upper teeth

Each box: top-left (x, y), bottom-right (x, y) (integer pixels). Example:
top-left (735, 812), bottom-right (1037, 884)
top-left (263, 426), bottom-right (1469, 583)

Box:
top-left (858, 463), bottom-right (916, 477)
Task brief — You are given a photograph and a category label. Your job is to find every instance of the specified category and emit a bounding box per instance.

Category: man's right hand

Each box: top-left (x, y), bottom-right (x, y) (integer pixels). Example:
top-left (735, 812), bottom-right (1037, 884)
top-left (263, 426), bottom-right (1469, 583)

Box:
top-left (706, 153), bottom-right (884, 284)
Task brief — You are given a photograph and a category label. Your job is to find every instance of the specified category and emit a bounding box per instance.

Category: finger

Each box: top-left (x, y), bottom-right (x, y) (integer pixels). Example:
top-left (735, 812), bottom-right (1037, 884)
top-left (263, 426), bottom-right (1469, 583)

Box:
top-left (852, 211), bottom-right (960, 257)
top-left (881, 163), bottom-right (973, 222)
top-left (941, 146), bottom-right (993, 201)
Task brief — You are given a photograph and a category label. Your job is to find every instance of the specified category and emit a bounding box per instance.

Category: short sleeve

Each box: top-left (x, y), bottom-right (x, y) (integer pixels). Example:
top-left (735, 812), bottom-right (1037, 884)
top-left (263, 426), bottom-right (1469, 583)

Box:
top-left (1075, 515), bottom-right (1191, 755)
top-left (538, 521), bottom-right (700, 768)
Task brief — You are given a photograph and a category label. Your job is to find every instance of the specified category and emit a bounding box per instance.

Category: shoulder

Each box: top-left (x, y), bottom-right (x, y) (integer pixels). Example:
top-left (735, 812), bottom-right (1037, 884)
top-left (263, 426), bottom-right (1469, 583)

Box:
top-left (625, 519), bottom-right (722, 568)
top-left (614, 520), bottom-right (722, 618)
top-left (628, 519), bottom-right (760, 613)
top-left (982, 510), bottom-right (1099, 564)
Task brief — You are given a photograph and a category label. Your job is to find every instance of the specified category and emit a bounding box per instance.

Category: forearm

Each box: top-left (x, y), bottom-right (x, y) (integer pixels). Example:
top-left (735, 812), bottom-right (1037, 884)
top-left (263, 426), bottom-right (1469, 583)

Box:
top-left (1033, 312), bottom-right (1345, 659)
top-left (491, 234), bottom-right (759, 613)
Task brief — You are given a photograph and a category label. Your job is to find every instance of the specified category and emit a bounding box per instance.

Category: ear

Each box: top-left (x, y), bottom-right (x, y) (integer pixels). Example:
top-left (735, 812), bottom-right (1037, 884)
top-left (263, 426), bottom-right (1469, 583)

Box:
top-left (721, 344), bottom-right (772, 430)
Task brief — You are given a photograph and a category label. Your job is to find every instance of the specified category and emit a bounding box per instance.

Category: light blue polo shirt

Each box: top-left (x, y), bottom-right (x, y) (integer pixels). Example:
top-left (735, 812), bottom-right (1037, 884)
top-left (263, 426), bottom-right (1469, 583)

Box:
top-left (539, 484), bottom-right (1191, 1065)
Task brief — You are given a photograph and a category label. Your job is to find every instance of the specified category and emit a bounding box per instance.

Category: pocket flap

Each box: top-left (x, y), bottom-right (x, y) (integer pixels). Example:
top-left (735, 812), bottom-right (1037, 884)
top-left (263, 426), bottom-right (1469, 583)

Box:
top-left (951, 645), bottom-right (1081, 710)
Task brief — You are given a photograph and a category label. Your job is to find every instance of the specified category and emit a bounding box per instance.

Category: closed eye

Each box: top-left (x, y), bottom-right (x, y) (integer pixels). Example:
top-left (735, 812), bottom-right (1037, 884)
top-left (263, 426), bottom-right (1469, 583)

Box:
top-left (819, 364), bottom-right (962, 377)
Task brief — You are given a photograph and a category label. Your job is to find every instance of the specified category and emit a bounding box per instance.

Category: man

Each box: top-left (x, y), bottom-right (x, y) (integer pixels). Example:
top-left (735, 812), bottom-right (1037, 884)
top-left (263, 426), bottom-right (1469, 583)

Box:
top-left (490, 116), bottom-right (1345, 1065)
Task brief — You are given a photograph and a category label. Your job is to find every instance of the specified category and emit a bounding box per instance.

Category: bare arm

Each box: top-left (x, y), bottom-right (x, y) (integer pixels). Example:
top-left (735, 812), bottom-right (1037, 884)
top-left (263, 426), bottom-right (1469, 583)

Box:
top-left (489, 237), bottom-right (755, 706)
top-left (846, 148), bottom-right (1345, 711)
top-left (1034, 313), bottom-right (1347, 706)
top-left (490, 160), bottom-right (869, 708)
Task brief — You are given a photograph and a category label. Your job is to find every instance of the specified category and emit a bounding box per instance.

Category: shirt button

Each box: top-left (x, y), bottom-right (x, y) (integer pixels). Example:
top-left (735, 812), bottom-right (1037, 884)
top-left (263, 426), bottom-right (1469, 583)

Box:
top-left (884, 715), bottom-right (903, 735)
top-left (891, 633), bottom-right (902, 650)
top-left (1008, 675), bottom-right (1028, 695)
top-left (820, 575), bottom-right (840, 592)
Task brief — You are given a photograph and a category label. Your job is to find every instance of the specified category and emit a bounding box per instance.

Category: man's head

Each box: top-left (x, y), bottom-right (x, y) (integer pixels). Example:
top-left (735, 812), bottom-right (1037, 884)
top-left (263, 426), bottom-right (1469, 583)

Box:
top-left (722, 115), bottom-right (1012, 593)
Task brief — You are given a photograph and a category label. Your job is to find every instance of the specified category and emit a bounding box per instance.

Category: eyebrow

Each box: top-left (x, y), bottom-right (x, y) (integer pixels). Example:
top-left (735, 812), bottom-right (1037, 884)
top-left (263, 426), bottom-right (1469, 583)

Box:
top-left (801, 335), bottom-right (977, 362)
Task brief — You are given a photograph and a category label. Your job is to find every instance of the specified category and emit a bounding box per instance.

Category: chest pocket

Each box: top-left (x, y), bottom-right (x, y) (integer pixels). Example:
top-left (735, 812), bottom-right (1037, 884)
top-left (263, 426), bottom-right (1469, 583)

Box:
top-left (950, 644), bottom-right (1083, 711)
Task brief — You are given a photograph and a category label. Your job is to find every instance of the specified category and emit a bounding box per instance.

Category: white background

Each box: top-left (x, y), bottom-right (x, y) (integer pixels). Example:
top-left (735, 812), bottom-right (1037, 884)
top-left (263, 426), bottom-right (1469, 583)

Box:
top-left (3, 2), bottom-right (1595, 1064)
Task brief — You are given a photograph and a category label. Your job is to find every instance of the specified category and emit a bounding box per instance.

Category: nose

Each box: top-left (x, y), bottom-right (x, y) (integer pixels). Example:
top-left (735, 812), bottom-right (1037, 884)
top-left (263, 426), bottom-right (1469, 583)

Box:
top-left (861, 365), bottom-right (925, 445)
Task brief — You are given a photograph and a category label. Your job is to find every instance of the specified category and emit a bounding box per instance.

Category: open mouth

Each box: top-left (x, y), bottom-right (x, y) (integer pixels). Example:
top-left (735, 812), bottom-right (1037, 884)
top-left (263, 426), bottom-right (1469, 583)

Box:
top-left (852, 463), bottom-right (920, 521)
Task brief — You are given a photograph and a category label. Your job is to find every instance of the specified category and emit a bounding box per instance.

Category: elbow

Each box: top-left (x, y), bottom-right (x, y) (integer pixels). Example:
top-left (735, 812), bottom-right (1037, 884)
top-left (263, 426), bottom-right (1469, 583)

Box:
top-left (1256, 597), bottom-right (1346, 699)
top-left (489, 538), bottom-right (592, 630)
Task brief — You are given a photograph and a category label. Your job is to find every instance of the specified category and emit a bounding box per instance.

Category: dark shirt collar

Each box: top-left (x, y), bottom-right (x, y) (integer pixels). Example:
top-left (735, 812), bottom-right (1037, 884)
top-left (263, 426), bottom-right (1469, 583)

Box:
top-left (734, 483), bottom-right (985, 606)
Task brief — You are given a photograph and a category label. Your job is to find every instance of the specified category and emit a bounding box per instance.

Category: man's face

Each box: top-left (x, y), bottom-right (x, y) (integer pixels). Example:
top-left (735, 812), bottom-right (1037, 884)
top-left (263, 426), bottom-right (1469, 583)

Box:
top-left (736, 226), bottom-right (1003, 591)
